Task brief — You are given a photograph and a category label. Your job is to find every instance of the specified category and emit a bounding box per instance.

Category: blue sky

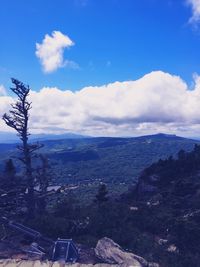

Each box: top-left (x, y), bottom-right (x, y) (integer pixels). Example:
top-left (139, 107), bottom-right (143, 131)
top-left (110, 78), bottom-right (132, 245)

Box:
top-left (0, 0), bottom-right (199, 91)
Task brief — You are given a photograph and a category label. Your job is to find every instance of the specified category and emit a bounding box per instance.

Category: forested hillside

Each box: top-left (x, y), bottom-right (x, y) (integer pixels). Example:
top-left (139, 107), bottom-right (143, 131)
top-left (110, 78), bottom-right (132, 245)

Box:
top-left (0, 134), bottom-right (198, 187)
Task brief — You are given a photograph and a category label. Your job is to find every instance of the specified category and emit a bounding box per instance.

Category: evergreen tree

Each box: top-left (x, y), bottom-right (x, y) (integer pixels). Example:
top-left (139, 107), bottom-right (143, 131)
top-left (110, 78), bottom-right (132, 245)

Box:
top-left (178, 149), bottom-right (186, 161)
top-left (4, 159), bottom-right (16, 179)
top-left (95, 183), bottom-right (109, 204)
top-left (0, 159), bottom-right (26, 215)
top-left (36, 155), bottom-right (51, 214)
top-left (3, 159), bottom-right (17, 190)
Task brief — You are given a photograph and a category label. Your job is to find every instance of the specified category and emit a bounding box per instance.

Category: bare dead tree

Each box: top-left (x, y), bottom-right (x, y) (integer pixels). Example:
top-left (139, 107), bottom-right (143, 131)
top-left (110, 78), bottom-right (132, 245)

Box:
top-left (2, 78), bottom-right (42, 217)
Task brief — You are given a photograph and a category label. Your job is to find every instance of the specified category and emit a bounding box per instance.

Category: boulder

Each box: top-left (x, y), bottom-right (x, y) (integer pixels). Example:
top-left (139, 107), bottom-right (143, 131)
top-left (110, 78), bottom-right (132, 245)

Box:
top-left (95, 237), bottom-right (159, 267)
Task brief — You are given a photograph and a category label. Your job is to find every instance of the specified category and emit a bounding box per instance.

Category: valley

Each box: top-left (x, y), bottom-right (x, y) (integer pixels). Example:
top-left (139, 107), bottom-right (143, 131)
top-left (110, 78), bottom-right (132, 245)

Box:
top-left (0, 133), bottom-right (199, 202)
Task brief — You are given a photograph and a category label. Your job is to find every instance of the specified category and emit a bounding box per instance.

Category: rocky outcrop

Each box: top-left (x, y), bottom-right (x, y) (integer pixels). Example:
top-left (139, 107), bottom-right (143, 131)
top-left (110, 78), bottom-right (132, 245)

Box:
top-left (0, 260), bottom-right (117, 267)
top-left (0, 259), bottom-right (159, 267)
top-left (95, 238), bottom-right (159, 267)
top-left (0, 238), bottom-right (159, 267)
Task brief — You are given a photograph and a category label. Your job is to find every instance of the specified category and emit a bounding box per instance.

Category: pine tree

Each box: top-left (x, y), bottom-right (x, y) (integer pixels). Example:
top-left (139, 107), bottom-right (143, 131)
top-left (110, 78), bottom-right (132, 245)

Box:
top-left (95, 183), bottom-right (109, 204)
top-left (4, 159), bottom-right (16, 179)
top-left (3, 159), bottom-right (17, 190)
top-left (36, 155), bottom-right (51, 214)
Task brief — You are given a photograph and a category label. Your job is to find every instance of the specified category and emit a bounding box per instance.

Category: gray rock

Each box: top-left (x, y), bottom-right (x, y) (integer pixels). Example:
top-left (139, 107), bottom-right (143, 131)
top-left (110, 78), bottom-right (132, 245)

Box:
top-left (0, 238), bottom-right (159, 267)
top-left (95, 237), bottom-right (149, 267)
top-left (0, 260), bottom-right (119, 267)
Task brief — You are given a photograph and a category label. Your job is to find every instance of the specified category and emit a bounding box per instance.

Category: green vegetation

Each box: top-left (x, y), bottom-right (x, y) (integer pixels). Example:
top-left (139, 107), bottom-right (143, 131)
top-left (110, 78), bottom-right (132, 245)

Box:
top-left (0, 134), bottom-right (198, 203)
top-left (25, 144), bottom-right (200, 267)
top-left (1, 125), bottom-right (200, 266)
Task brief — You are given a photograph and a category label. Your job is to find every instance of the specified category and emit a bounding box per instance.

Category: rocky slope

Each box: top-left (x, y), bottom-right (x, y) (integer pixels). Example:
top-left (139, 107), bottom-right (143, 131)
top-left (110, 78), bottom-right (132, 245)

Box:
top-left (0, 238), bottom-right (159, 267)
top-left (125, 145), bottom-right (200, 265)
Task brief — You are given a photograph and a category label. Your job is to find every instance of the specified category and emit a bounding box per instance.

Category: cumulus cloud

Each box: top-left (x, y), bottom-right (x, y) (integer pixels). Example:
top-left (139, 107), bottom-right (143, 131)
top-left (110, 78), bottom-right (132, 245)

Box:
top-left (36, 31), bottom-right (77, 73)
top-left (187, 0), bottom-right (200, 25)
top-left (2, 71), bottom-right (200, 137)
top-left (0, 95), bottom-right (14, 131)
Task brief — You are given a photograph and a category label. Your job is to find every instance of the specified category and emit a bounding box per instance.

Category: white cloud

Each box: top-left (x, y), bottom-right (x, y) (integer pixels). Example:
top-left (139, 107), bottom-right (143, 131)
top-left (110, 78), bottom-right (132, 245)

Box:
top-left (2, 71), bottom-right (200, 137)
top-left (0, 85), bottom-right (6, 96)
top-left (187, 0), bottom-right (200, 25)
top-left (35, 31), bottom-right (77, 73)
top-left (0, 95), bottom-right (14, 131)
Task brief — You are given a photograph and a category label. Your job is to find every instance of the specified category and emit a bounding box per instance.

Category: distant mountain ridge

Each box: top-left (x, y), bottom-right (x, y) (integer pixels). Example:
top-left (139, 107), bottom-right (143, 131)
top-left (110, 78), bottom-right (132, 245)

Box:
top-left (0, 132), bottom-right (199, 187)
top-left (0, 132), bottom-right (89, 144)
top-left (0, 131), bottom-right (197, 144)
top-left (134, 133), bottom-right (194, 141)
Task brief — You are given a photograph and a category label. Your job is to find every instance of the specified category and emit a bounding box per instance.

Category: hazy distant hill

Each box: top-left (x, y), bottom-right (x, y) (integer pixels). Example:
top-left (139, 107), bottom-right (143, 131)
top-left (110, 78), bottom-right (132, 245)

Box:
top-left (0, 132), bottom-right (89, 144)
